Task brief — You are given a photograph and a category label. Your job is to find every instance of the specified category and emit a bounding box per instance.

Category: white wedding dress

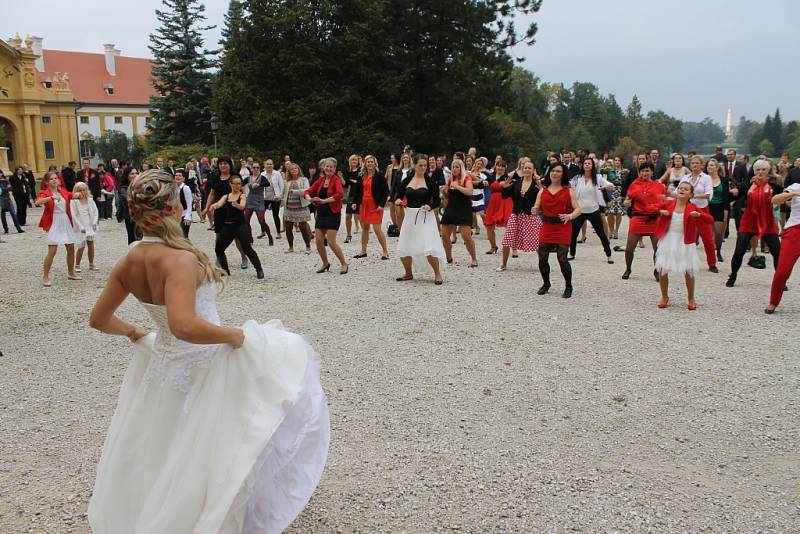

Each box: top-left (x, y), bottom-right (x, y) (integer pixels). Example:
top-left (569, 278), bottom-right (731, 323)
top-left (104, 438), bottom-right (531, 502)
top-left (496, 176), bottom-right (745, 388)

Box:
top-left (89, 253), bottom-right (330, 533)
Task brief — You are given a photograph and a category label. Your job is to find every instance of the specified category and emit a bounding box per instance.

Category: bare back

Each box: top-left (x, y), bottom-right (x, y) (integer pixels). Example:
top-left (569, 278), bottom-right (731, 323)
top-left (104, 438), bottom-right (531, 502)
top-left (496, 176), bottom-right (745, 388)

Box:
top-left (117, 242), bottom-right (206, 305)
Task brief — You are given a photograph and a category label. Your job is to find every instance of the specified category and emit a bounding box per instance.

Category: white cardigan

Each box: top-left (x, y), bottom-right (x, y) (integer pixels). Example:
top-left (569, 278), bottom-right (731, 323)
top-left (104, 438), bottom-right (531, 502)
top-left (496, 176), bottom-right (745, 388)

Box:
top-left (70, 198), bottom-right (99, 236)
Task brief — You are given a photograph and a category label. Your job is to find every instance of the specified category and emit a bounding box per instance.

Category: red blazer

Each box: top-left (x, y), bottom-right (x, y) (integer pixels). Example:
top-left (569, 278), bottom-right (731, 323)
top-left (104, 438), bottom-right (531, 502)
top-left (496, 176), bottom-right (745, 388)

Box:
top-left (655, 200), bottom-right (713, 243)
top-left (37, 188), bottom-right (73, 231)
top-left (305, 174), bottom-right (344, 213)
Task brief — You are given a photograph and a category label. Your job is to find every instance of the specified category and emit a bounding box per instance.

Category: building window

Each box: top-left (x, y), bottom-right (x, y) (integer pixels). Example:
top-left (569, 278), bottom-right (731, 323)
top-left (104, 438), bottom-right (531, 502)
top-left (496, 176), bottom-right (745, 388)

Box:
top-left (114, 116), bottom-right (123, 124)
top-left (79, 116), bottom-right (89, 124)
top-left (79, 139), bottom-right (94, 158)
top-left (44, 140), bottom-right (55, 160)
top-left (42, 116), bottom-right (52, 124)
top-left (144, 117), bottom-right (151, 127)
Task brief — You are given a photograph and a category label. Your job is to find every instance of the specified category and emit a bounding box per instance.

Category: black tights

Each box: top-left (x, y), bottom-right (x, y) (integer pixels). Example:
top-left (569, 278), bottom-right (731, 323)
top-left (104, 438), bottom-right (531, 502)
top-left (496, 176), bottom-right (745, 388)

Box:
top-left (538, 244), bottom-right (572, 288)
top-left (730, 232), bottom-right (780, 276)
top-left (265, 200), bottom-right (282, 233)
top-left (215, 223), bottom-right (263, 274)
top-left (570, 210), bottom-right (612, 257)
top-left (285, 220), bottom-right (312, 248)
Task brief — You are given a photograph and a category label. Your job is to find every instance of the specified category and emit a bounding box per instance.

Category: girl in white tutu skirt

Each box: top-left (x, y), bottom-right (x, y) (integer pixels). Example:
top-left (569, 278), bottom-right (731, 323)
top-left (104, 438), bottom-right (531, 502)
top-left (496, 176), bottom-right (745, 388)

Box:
top-left (87, 169), bottom-right (330, 533)
top-left (654, 181), bottom-right (714, 310)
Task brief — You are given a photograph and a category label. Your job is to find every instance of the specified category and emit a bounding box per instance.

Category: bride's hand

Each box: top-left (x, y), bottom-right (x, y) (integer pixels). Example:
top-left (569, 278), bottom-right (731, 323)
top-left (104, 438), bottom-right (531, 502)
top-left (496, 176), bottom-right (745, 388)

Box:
top-left (230, 329), bottom-right (245, 349)
top-left (127, 326), bottom-right (148, 343)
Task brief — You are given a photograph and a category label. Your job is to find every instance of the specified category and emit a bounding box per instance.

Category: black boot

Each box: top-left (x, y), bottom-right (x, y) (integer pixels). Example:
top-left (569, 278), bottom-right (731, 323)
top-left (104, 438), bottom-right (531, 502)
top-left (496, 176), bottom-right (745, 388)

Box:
top-left (726, 273), bottom-right (736, 287)
top-left (562, 286), bottom-right (573, 299)
top-left (537, 283), bottom-right (550, 295)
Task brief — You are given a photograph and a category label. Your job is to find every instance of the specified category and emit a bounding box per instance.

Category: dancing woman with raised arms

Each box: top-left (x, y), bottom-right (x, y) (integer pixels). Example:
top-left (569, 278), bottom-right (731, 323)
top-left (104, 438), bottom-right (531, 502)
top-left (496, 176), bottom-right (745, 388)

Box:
top-left (87, 169), bottom-right (330, 533)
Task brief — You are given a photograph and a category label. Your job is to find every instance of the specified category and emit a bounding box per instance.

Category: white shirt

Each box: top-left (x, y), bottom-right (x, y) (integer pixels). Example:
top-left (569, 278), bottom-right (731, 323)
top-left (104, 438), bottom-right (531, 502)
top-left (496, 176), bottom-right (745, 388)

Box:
top-left (680, 172), bottom-right (713, 209)
top-left (178, 183), bottom-right (193, 222)
top-left (784, 184), bottom-right (800, 230)
top-left (571, 175), bottom-right (612, 213)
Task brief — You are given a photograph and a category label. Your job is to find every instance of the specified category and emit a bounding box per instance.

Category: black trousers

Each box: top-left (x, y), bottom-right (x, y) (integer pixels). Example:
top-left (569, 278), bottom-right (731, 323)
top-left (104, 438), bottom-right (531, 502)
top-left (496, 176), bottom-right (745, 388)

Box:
top-left (570, 210), bottom-right (611, 257)
top-left (730, 232), bottom-right (780, 276)
top-left (181, 220), bottom-right (191, 238)
top-left (12, 193), bottom-right (27, 225)
top-left (124, 217), bottom-right (141, 244)
top-left (215, 223), bottom-right (262, 274)
top-left (538, 244), bottom-right (572, 288)
top-left (265, 200), bottom-right (282, 233)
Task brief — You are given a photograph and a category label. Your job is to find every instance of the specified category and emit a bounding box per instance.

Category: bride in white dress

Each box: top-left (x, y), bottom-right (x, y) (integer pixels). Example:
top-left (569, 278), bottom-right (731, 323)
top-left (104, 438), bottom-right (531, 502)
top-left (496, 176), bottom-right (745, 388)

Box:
top-left (87, 169), bottom-right (330, 533)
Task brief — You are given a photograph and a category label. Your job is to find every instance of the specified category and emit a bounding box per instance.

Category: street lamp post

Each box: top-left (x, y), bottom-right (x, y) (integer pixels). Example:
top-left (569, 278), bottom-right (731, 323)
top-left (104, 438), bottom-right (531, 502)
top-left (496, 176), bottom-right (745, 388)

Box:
top-left (210, 115), bottom-right (218, 153)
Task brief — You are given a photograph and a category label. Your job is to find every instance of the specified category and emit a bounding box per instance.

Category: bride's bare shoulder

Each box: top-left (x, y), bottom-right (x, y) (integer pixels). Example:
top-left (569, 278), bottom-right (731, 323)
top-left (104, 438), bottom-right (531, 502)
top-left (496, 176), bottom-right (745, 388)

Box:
top-left (122, 243), bottom-right (198, 271)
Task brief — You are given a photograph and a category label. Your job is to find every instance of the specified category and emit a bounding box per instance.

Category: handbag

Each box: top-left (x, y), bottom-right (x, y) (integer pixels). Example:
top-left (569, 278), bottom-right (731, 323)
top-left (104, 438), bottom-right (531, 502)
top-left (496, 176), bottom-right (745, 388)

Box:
top-left (387, 224), bottom-right (400, 237)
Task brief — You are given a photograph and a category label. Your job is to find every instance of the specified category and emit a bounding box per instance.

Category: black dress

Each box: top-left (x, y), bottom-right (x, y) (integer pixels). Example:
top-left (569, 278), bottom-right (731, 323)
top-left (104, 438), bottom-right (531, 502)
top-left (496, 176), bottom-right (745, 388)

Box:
top-left (441, 179), bottom-right (472, 226)
top-left (314, 186), bottom-right (341, 231)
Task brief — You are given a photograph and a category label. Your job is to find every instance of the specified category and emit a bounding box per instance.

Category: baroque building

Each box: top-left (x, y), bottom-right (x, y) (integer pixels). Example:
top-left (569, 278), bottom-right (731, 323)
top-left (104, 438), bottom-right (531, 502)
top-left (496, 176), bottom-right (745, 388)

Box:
top-left (0, 34), bottom-right (154, 175)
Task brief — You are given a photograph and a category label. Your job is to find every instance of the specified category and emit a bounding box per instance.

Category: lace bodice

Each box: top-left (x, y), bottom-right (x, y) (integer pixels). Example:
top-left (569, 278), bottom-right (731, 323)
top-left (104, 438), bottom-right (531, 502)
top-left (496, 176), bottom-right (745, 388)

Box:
top-left (140, 282), bottom-right (221, 345)
top-left (138, 279), bottom-right (223, 400)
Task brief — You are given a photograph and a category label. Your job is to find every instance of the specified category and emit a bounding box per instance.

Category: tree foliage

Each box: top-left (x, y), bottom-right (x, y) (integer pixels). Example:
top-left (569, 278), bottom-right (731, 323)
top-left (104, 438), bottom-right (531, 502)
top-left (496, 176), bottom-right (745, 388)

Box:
top-left (148, 0), bottom-right (218, 147)
top-left (213, 0), bottom-right (542, 163)
top-left (682, 118), bottom-right (724, 150)
top-left (93, 131), bottom-right (147, 166)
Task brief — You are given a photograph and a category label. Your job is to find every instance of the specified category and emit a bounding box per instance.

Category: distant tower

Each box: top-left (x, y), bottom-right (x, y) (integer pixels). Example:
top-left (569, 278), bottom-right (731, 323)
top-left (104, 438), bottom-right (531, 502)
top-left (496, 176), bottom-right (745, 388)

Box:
top-left (725, 108), bottom-right (733, 140)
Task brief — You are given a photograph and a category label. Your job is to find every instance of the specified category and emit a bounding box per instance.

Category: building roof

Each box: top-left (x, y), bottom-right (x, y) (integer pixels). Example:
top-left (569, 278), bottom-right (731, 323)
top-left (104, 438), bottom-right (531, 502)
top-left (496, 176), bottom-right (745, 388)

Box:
top-left (37, 49), bottom-right (156, 106)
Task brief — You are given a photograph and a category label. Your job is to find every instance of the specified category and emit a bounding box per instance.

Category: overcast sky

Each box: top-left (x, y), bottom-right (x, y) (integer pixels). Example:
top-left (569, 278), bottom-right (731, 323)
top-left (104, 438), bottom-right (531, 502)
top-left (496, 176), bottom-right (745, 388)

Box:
top-left (6, 0), bottom-right (798, 124)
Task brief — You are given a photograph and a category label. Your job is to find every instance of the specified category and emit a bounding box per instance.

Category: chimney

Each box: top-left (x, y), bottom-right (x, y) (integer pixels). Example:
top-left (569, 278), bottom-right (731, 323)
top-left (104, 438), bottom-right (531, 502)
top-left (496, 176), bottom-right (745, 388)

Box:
top-left (104, 43), bottom-right (116, 76)
top-left (31, 36), bottom-right (44, 72)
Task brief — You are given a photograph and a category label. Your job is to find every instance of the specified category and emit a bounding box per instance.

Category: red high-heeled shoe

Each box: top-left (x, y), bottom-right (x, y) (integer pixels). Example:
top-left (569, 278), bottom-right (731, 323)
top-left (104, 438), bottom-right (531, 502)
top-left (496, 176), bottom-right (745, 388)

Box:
top-left (687, 302), bottom-right (697, 311)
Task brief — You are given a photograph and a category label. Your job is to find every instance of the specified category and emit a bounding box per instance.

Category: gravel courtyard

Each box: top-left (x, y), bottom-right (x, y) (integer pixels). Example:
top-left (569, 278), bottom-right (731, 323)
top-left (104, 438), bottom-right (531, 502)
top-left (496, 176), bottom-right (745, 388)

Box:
top-left (1, 207), bottom-right (798, 533)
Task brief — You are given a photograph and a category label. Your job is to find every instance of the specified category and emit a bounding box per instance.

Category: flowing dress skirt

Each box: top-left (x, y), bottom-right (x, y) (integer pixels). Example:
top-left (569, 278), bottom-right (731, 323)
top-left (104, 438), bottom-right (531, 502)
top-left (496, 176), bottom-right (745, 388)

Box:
top-left (88, 319), bottom-right (330, 534)
top-left (654, 216), bottom-right (701, 277)
top-left (397, 207), bottom-right (447, 274)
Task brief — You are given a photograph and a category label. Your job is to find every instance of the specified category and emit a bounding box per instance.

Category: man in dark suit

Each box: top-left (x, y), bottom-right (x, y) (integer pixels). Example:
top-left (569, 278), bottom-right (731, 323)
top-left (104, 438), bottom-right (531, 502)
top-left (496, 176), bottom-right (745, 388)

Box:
top-left (62, 161), bottom-right (77, 191)
top-left (21, 164), bottom-right (37, 205)
top-left (725, 149), bottom-right (749, 231)
top-left (649, 149), bottom-right (667, 180)
top-left (77, 158), bottom-right (97, 185)
top-left (563, 150), bottom-right (580, 179)
top-left (712, 146), bottom-right (727, 165)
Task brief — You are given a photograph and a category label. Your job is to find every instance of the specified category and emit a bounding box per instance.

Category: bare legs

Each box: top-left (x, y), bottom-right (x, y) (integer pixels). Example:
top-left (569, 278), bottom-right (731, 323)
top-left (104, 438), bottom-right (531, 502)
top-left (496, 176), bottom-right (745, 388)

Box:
top-left (441, 224), bottom-right (477, 265)
top-left (485, 224), bottom-right (498, 253)
top-left (606, 213), bottom-right (622, 239)
top-left (398, 255), bottom-right (442, 283)
top-left (75, 240), bottom-right (96, 269)
top-left (43, 244), bottom-right (77, 284)
top-left (345, 212), bottom-right (360, 240)
top-left (359, 222), bottom-right (389, 257)
top-left (713, 219), bottom-right (726, 260)
top-left (658, 273), bottom-right (696, 306)
top-left (315, 228), bottom-right (348, 272)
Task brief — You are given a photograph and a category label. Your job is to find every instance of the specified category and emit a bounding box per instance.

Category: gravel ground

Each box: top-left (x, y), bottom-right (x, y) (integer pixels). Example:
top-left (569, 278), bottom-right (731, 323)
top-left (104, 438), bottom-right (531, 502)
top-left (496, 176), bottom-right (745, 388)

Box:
top-left (1, 207), bottom-right (798, 533)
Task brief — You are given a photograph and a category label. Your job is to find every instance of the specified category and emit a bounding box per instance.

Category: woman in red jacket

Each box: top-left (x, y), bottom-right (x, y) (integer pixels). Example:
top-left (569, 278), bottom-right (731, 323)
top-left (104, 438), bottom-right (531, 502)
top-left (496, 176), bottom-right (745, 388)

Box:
top-left (34, 171), bottom-right (81, 286)
top-left (654, 182), bottom-right (713, 309)
top-left (305, 157), bottom-right (349, 274)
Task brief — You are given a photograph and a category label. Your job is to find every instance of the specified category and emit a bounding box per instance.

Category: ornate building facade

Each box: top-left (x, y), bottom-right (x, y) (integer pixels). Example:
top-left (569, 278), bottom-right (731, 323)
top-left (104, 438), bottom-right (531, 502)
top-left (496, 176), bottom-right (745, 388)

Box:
top-left (0, 34), bottom-right (154, 175)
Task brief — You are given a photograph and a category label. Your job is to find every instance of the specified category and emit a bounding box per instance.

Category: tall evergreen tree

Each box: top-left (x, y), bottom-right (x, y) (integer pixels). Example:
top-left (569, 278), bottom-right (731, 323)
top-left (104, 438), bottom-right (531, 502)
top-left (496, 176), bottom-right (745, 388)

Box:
top-left (770, 108), bottom-right (784, 152)
top-left (213, 0), bottom-right (541, 161)
top-left (148, 0), bottom-right (218, 147)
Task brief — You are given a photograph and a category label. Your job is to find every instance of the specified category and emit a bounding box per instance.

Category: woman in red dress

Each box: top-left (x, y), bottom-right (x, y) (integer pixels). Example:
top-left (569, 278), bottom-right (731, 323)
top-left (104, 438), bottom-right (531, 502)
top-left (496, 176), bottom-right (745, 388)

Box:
top-left (353, 155), bottom-right (390, 260)
top-left (726, 159), bottom-right (781, 288)
top-left (533, 163), bottom-right (581, 298)
top-left (482, 158), bottom-right (513, 255)
top-left (621, 162), bottom-right (667, 280)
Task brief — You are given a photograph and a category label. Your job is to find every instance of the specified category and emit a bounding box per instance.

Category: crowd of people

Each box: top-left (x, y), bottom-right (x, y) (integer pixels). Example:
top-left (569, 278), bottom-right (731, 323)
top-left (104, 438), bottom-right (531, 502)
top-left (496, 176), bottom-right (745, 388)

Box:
top-left (13, 144), bottom-right (800, 313)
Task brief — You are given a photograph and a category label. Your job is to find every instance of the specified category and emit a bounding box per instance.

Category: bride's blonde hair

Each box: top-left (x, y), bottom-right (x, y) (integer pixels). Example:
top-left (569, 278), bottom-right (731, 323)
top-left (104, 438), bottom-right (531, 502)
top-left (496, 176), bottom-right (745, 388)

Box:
top-left (128, 169), bottom-right (224, 286)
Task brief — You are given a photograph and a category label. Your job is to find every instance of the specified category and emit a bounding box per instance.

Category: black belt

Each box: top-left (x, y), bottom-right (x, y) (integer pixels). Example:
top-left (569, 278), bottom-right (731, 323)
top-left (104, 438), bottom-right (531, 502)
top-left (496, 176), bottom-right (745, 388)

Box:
top-left (540, 214), bottom-right (562, 224)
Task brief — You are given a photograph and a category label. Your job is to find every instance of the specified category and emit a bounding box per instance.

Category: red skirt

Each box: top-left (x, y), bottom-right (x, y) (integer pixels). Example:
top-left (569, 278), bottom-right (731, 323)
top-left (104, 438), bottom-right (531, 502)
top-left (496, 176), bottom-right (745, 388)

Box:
top-left (629, 215), bottom-right (658, 235)
top-left (483, 194), bottom-right (513, 227)
top-left (359, 192), bottom-right (383, 225)
top-left (539, 220), bottom-right (572, 245)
